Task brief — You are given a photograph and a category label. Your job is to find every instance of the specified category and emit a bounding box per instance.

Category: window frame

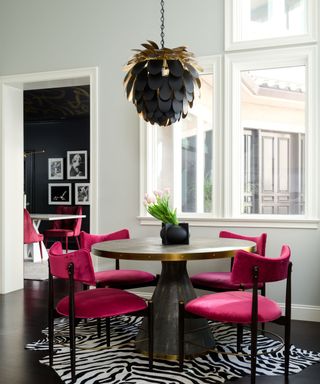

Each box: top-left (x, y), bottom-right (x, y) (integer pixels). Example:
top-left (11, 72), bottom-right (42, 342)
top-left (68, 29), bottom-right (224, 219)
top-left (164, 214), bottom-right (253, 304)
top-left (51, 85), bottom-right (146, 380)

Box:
top-left (224, 45), bottom-right (318, 223)
top-left (225, 0), bottom-right (318, 51)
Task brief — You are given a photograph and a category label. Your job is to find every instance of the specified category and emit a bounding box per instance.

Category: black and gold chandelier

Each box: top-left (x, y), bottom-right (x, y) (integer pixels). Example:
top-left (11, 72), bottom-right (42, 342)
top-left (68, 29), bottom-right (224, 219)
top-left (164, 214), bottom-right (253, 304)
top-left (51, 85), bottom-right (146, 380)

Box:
top-left (124, 0), bottom-right (201, 127)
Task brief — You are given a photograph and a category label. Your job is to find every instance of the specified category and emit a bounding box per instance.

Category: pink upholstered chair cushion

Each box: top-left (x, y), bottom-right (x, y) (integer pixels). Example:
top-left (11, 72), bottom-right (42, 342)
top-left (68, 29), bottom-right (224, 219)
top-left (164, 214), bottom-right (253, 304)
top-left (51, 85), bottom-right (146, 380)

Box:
top-left (94, 269), bottom-right (156, 286)
top-left (44, 229), bottom-right (75, 237)
top-left (80, 229), bottom-right (130, 252)
top-left (190, 272), bottom-right (263, 290)
top-left (231, 245), bottom-right (290, 285)
top-left (24, 209), bottom-right (44, 244)
top-left (56, 287), bottom-right (147, 319)
top-left (49, 242), bottom-right (96, 286)
top-left (51, 205), bottom-right (83, 235)
top-left (186, 291), bottom-right (282, 324)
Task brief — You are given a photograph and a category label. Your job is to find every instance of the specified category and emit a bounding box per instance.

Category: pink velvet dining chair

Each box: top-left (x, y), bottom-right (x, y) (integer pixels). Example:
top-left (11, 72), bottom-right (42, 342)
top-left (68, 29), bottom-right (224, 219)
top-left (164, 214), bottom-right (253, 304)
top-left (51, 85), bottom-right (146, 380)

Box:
top-left (44, 205), bottom-right (83, 253)
top-left (24, 208), bottom-right (44, 260)
top-left (191, 231), bottom-right (267, 293)
top-left (48, 242), bottom-right (154, 384)
top-left (79, 230), bottom-right (157, 289)
top-left (179, 245), bottom-right (292, 384)
top-left (80, 229), bottom-right (158, 337)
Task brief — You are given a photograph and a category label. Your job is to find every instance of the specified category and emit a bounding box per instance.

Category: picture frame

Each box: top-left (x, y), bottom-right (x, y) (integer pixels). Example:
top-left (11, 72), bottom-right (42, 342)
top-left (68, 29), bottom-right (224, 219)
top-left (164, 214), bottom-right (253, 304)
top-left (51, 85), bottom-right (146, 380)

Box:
top-left (48, 158), bottom-right (64, 180)
top-left (75, 183), bottom-right (90, 205)
top-left (67, 150), bottom-right (87, 179)
top-left (48, 183), bottom-right (71, 205)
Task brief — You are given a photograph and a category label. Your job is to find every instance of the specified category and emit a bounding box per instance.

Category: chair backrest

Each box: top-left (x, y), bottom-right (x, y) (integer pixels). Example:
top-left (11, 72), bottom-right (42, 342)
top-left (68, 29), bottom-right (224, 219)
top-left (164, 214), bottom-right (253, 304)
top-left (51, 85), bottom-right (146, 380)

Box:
top-left (231, 245), bottom-right (291, 285)
top-left (48, 241), bottom-right (96, 285)
top-left (24, 208), bottom-right (40, 244)
top-left (52, 205), bottom-right (83, 236)
top-left (219, 230), bottom-right (267, 256)
top-left (79, 229), bottom-right (130, 252)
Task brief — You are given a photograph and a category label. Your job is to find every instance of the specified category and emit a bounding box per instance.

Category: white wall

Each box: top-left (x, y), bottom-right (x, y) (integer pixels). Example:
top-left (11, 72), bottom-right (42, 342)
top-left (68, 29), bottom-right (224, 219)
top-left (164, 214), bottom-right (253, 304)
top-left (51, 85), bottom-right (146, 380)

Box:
top-left (0, 0), bottom-right (319, 320)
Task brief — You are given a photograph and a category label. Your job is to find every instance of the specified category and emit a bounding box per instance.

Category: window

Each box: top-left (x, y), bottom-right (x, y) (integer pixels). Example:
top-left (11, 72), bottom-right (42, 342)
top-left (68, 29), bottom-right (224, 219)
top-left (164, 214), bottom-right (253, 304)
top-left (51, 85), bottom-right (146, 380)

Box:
top-left (140, 57), bottom-right (221, 219)
top-left (225, 0), bottom-right (317, 50)
top-left (140, 6), bottom-right (318, 227)
top-left (225, 46), bottom-right (317, 221)
top-left (241, 66), bottom-right (305, 215)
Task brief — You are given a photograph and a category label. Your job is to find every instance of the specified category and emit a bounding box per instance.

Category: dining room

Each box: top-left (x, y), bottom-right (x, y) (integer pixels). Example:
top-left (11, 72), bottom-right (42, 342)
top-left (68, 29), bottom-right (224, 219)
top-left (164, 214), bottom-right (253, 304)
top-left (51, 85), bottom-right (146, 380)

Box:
top-left (23, 84), bottom-right (91, 277)
top-left (1, 0), bottom-right (320, 383)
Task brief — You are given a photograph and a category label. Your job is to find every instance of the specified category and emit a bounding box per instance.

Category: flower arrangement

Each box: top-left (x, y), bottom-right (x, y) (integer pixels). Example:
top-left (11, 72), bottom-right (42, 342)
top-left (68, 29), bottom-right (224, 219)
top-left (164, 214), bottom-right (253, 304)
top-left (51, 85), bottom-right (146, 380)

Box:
top-left (144, 189), bottom-right (179, 225)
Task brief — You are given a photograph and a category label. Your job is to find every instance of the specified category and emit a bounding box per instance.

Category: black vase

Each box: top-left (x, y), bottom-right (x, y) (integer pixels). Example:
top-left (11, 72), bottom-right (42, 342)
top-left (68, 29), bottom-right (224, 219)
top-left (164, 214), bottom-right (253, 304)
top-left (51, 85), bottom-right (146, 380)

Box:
top-left (160, 223), bottom-right (189, 245)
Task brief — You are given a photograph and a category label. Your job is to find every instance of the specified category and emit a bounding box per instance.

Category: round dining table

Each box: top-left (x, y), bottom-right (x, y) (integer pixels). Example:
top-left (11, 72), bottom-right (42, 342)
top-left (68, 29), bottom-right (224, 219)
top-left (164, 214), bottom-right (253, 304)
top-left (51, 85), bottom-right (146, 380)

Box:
top-left (92, 237), bottom-right (255, 359)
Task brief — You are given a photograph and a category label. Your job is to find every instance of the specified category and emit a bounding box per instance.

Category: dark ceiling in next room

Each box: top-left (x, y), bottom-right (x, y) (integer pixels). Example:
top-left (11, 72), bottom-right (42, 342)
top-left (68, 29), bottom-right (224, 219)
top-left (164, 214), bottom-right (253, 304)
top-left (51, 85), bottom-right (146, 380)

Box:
top-left (24, 85), bottom-right (90, 122)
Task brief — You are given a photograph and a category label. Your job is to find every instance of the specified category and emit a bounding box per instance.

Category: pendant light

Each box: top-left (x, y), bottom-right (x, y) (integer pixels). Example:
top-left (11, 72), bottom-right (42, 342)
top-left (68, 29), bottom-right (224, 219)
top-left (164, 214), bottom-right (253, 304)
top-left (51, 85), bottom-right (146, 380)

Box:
top-left (124, 0), bottom-right (201, 127)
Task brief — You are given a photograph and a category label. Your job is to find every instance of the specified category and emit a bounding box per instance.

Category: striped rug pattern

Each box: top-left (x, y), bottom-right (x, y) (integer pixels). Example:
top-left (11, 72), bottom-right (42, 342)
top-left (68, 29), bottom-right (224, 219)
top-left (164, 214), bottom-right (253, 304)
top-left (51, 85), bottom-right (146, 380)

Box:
top-left (26, 316), bottom-right (320, 384)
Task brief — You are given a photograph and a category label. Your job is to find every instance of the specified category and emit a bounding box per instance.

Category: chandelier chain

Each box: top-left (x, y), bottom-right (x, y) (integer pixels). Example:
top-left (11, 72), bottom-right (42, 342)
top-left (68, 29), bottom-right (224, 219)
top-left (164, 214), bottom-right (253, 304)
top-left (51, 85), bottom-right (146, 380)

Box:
top-left (160, 0), bottom-right (165, 48)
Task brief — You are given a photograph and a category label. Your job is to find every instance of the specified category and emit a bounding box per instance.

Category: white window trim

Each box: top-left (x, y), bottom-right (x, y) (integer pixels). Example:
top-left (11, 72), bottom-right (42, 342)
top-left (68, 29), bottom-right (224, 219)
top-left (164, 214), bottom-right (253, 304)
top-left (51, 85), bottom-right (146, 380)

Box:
top-left (138, 215), bottom-right (319, 229)
top-left (224, 45), bottom-right (319, 221)
top-left (225, 0), bottom-right (318, 52)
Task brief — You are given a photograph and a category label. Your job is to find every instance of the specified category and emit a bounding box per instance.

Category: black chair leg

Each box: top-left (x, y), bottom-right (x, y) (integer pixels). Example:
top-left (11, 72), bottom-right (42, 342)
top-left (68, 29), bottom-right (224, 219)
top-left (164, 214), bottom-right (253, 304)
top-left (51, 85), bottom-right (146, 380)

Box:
top-left (69, 315), bottom-right (76, 383)
top-left (237, 324), bottom-right (243, 352)
top-left (251, 322), bottom-right (258, 384)
top-left (148, 301), bottom-right (154, 370)
top-left (284, 319), bottom-right (291, 377)
top-left (97, 318), bottom-right (101, 338)
top-left (48, 296), bottom-right (54, 366)
top-left (178, 302), bottom-right (185, 371)
top-left (105, 318), bottom-right (110, 347)
top-left (39, 241), bottom-right (43, 260)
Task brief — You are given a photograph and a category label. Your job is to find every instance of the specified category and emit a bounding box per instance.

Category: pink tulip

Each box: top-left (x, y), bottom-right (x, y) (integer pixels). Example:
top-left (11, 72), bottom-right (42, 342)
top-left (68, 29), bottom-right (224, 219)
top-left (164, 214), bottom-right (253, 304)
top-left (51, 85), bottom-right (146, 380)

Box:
top-left (145, 192), bottom-right (156, 204)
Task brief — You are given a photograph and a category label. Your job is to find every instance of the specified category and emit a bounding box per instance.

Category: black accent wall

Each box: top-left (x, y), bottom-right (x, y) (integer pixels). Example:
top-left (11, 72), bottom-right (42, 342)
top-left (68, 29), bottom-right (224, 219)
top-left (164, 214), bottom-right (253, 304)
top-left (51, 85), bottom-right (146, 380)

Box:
top-left (24, 117), bottom-right (90, 244)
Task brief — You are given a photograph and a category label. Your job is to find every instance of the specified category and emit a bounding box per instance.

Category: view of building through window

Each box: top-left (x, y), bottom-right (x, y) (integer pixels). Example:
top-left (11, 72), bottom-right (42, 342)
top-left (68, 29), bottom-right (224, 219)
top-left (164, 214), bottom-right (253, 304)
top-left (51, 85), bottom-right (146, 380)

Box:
top-left (241, 66), bottom-right (305, 214)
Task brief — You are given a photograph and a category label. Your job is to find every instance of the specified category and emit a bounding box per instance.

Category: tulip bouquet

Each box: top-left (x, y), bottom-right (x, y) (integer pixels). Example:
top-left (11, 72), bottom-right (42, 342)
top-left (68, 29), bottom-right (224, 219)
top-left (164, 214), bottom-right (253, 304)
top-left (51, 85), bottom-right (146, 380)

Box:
top-left (144, 189), bottom-right (179, 225)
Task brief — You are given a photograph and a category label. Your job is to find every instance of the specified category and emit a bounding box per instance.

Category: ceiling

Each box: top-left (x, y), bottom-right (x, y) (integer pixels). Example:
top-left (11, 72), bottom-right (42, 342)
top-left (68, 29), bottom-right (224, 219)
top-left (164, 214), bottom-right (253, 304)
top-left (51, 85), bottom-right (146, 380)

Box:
top-left (24, 85), bottom-right (90, 122)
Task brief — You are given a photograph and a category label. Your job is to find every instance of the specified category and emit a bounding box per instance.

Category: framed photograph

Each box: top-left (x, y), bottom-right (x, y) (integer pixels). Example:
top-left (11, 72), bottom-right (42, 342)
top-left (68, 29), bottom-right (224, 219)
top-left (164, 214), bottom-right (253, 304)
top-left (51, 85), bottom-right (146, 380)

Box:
top-left (75, 183), bottom-right (90, 205)
top-left (48, 158), bottom-right (64, 180)
top-left (48, 183), bottom-right (71, 205)
top-left (67, 150), bottom-right (87, 179)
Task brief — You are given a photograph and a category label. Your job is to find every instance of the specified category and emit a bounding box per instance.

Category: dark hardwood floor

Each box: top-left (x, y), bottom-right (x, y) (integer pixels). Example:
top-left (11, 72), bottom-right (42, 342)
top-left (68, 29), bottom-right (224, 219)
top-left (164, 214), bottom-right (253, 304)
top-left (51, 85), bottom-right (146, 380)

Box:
top-left (0, 279), bottom-right (319, 383)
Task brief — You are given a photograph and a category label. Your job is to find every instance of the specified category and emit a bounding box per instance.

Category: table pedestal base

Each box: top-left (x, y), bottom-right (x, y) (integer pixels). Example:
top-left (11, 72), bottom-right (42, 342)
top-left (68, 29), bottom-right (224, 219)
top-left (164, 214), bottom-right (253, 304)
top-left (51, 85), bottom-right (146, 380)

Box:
top-left (136, 261), bottom-right (215, 359)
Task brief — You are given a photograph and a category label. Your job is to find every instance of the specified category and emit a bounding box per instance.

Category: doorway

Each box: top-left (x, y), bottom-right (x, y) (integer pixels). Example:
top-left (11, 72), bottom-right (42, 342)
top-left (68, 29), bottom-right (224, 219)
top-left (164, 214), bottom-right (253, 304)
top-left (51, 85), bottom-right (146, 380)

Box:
top-left (0, 67), bottom-right (98, 293)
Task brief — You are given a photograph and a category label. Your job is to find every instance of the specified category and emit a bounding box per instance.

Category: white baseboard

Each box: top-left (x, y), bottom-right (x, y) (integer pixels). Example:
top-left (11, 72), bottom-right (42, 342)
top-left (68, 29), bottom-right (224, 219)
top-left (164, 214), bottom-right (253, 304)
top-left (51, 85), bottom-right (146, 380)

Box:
top-left (131, 291), bottom-right (320, 323)
top-left (279, 303), bottom-right (320, 322)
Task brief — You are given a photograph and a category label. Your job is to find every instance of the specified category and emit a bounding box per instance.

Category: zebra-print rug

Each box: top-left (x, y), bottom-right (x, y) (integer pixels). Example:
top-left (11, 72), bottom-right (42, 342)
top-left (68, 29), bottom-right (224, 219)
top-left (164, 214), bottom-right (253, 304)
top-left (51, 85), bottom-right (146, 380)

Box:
top-left (26, 316), bottom-right (320, 384)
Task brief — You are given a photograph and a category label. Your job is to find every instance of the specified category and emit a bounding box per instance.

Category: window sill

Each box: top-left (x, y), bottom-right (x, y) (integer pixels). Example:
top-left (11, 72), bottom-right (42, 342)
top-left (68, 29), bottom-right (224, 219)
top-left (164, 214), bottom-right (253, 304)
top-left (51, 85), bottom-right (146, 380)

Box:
top-left (138, 216), bottom-right (319, 229)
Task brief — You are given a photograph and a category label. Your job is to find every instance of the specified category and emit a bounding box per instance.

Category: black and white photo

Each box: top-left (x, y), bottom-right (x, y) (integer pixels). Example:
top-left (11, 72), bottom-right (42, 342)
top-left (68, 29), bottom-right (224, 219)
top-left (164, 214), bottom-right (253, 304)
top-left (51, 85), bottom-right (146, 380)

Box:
top-left (67, 150), bottom-right (87, 179)
top-left (75, 183), bottom-right (90, 205)
top-left (48, 158), bottom-right (63, 180)
top-left (48, 183), bottom-right (71, 205)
